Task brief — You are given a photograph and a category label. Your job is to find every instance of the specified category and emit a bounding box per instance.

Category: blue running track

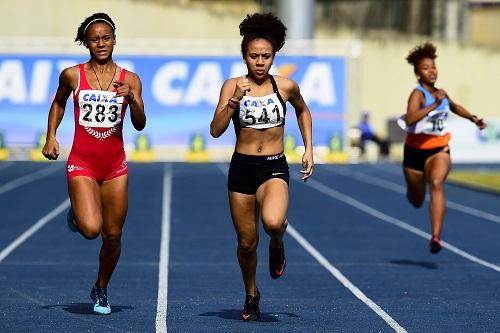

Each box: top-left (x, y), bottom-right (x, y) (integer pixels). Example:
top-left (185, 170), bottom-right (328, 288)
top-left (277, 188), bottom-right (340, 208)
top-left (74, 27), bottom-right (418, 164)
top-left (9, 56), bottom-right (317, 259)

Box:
top-left (0, 161), bottom-right (499, 332)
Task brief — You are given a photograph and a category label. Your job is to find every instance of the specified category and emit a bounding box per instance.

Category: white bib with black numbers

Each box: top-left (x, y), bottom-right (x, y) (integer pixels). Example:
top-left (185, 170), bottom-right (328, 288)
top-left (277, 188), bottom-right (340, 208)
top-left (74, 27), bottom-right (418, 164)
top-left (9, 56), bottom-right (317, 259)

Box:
top-left (397, 85), bottom-right (451, 136)
top-left (398, 108), bottom-right (450, 136)
top-left (78, 90), bottom-right (124, 128)
top-left (236, 93), bottom-right (285, 129)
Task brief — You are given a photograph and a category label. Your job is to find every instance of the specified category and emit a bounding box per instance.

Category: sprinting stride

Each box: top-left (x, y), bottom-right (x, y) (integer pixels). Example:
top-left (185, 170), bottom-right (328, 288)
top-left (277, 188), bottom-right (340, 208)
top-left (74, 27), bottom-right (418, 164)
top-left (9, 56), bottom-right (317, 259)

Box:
top-left (210, 13), bottom-right (313, 321)
top-left (42, 13), bottom-right (146, 314)
top-left (399, 42), bottom-right (486, 253)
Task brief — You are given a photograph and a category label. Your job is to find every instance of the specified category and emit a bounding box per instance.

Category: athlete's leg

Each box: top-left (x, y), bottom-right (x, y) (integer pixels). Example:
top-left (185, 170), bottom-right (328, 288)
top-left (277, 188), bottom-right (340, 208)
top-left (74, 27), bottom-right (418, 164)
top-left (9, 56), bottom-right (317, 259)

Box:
top-left (424, 152), bottom-right (451, 237)
top-left (68, 176), bottom-right (103, 239)
top-left (403, 166), bottom-right (426, 208)
top-left (256, 178), bottom-right (288, 279)
top-left (96, 174), bottom-right (128, 288)
top-left (228, 191), bottom-right (259, 296)
top-left (256, 178), bottom-right (288, 247)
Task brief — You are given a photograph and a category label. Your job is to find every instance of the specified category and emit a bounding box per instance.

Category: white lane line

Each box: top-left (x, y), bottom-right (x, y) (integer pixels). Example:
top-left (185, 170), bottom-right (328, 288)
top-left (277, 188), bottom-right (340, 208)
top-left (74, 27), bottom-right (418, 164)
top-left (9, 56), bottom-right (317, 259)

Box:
top-left (332, 166), bottom-right (500, 225)
top-left (0, 164), bottom-right (62, 195)
top-left (217, 162), bottom-right (406, 331)
top-left (156, 163), bottom-right (172, 333)
top-left (287, 224), bottom-right (408, 333)
top-left (301, 177), bottom-right (500, 273)
top-left (0, 199), bottom-right (70, 263)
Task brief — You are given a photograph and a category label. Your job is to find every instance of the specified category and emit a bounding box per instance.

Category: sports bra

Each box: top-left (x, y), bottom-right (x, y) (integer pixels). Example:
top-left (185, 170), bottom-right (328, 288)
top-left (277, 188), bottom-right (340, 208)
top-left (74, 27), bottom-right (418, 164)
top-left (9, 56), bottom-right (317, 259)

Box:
top-left (232, 75), bottom-right (287, 129)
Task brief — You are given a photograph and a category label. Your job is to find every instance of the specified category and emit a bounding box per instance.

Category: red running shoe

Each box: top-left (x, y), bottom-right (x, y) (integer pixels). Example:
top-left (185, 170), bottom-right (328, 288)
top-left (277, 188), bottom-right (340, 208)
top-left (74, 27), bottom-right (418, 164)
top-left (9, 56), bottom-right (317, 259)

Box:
top-left (429, 235), bottom-right (442, 254)
top-left (242, 289), bottom-right (260, 321)
top-left (269, 243), bottom-right (286, 279)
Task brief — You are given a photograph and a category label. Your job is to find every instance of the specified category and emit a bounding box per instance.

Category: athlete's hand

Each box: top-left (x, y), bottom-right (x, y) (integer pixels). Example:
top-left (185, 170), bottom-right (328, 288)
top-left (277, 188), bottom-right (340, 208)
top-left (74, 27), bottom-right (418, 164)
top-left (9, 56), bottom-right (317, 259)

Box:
top-left (434, 89), bottom-right (446, 105)
top-left (473, 116), bottom-right (487, 130)
top-left (300, 150), bottom-right (314, 182)
top-left (42, 137), bottom-right (60, 160)
top-left (113, 81), bottom-right (135, 103)
top-left (232, 77), bottom-right (250, 101)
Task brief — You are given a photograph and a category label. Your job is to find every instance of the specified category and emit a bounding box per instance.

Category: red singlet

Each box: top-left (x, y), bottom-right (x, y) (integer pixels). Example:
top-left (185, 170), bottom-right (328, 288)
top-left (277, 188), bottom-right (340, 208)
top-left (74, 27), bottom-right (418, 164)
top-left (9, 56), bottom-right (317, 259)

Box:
top-left (66, 64), bottom-right (129, 182)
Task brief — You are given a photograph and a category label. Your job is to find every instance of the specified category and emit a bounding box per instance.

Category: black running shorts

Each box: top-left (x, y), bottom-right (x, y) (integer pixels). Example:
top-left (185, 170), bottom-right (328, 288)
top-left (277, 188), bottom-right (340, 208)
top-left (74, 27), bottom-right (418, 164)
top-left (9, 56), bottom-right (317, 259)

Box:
top-left (403, 144), bottom-right (450, 171)
top-left (228, 151), bottom-right (289, 194)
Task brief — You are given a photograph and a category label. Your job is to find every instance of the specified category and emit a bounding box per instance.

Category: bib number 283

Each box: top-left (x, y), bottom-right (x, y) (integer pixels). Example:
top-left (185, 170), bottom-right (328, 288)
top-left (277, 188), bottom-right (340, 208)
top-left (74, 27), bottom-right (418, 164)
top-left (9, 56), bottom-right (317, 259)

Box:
top-left (79, 102), bottom-right (122, 128)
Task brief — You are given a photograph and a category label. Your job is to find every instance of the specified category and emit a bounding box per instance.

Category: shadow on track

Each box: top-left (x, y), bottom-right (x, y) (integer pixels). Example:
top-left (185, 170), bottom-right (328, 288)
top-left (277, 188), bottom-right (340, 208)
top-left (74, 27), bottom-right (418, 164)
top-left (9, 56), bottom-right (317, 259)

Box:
top-left (199, 309), bottom-right (298, 322)
top-left (389, 259), bottom-right (438, 270)
top-left (42, 303), bottom-right (133, 315)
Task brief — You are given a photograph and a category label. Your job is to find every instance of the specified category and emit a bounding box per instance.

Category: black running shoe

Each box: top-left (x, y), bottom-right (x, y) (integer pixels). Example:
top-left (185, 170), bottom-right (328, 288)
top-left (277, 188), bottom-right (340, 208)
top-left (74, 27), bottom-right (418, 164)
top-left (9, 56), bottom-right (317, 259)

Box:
top-left (242, 289), bottom-right (260, 321)
top-left (90, 284), bottom-right (111, 315)
top-left (429, 235), bottom-right (442, 254)
top-left (269, 243), bottom-right (286, 279)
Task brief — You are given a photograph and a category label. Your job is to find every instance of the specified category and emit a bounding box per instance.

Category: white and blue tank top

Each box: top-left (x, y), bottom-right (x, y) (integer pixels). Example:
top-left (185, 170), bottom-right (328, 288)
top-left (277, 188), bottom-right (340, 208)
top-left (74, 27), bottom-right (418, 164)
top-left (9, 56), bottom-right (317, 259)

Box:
top-left (398, 85), bottom-right (451, 136)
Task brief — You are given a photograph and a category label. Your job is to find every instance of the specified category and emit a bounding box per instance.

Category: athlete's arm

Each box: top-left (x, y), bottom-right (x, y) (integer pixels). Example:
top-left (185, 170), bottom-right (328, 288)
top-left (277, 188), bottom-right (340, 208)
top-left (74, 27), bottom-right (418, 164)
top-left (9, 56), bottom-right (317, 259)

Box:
top-left (210, 78), bottom-right (240, 138)
top-left (448, 97), bottom-right (486, 130)
top-left (42, 67), bottom-right (75, 160)
top-left (405, 89), bottom-right (444, 126)
top-left (115, 71), bottom-right (146, 131)
top-left (286, 79), bottom-right (314, 181)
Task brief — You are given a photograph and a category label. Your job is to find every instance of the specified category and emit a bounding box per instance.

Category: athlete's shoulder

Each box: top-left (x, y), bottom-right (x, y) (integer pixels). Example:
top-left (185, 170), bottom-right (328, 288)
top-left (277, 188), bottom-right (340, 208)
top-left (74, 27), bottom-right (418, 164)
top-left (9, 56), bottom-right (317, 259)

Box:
top-left (122, 68), bottom-right (139, 81)
top-left (273, 75), bottom-right (296, 86)
top-left (226, 76), bottom-right (244, 84)
top-left (222, 76), bottom-right (241, 89)
top-left (409, 87), bottom-right (425, 99)
top-left (60, 65), bottom-right (79, 77)
top-left (59, 65), bottom-right (79, 88)
top-left (272, 75), bottom-right (298, 94)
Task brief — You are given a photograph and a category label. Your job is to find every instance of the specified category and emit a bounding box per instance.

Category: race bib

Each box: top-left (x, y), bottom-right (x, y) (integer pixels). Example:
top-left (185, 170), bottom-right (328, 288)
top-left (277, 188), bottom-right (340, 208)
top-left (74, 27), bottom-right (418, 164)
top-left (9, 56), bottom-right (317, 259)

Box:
top-left (421, 110), bottom-right (449, 135)
top-left (78, 90), bottom-right (123, 128)
top-left (238, 93), bottom-right (285, 129)
top-left (398, 109), bottom-right (449, 136)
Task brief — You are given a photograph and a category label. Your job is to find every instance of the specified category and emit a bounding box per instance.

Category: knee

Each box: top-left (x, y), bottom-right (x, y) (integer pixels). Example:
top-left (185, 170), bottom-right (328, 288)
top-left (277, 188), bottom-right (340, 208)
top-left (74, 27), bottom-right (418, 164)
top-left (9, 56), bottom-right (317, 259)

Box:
top-left (406, 192), bottom-right (424, 208)
top-left (79, 224), bottom-right (101, 240)
top-left (102, 231), bottom-right (122, 251)
top-left (429, 178), bottom-right (444, 192)
top-left (262, 216), bottom-right (286, 235)
top-left (238, 239), bottom-right (257, 257)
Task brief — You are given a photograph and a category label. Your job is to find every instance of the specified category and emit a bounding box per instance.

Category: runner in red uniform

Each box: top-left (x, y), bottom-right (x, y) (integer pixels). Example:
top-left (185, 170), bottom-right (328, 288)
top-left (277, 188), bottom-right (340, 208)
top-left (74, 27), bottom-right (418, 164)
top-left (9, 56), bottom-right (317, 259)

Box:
top-left (42, 12), bottom-right (146, 315)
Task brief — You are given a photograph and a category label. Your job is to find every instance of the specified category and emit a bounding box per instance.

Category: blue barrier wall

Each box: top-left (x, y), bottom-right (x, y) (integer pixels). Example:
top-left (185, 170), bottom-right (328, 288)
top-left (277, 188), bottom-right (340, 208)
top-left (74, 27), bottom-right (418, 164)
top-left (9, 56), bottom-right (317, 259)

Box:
top-left (0, 54), bottom-right (346, 149)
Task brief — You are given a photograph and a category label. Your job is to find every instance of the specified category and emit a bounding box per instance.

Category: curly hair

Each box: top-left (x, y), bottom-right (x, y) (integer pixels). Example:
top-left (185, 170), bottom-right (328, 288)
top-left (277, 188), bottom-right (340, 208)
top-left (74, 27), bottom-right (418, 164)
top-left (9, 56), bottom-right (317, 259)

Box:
top-left (406, 42), bottom-right (437, 73)
top-left (239, 13), bottom-right (287, 56)
top-left (75, 13), bottom-right (115, 45)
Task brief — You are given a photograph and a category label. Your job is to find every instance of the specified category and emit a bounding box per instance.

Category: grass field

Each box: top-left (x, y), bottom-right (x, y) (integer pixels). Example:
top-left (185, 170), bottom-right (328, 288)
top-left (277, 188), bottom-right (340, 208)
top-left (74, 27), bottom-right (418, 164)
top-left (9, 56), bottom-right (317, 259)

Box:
top-left (448, 170), bottom-right (500, 194)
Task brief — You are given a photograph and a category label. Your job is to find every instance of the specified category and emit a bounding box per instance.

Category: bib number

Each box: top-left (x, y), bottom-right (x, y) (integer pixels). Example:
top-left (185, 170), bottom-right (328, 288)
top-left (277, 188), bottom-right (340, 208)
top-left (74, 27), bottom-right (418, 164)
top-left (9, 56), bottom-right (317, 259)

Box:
top-left (242, 105), bottom-right (282, 128)
top-left (422, 111), bottom-right (448, 135)
top-left (78, 101), bottom-right (122, 128)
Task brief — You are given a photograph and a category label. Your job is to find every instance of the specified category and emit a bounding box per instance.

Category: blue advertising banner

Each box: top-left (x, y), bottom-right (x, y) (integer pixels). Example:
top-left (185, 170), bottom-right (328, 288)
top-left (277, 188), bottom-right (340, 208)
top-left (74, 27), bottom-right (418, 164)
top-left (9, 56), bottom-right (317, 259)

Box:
top-left (0, 54), bottom-right (346, 150)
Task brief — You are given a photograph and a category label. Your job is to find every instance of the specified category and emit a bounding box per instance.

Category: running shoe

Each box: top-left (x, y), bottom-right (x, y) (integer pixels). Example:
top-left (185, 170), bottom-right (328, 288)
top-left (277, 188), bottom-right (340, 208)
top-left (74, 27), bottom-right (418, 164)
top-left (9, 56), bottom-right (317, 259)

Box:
top-left (429, 235), bottom-right (442, 254)
top-left (242, 289), bottom-right (260, 321)
top-left (269, 243), bottom-right (286, 279)
top-left (90, 284), bottom-right (111, 315)
top-left (66, 209), bottom-right (78, 233)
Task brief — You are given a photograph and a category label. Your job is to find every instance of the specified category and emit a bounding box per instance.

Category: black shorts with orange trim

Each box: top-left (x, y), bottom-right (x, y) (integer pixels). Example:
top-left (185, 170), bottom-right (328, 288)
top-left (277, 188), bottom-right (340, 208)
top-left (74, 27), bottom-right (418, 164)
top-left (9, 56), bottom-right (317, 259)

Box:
top-left (403, 144), bottom-right (450, 171)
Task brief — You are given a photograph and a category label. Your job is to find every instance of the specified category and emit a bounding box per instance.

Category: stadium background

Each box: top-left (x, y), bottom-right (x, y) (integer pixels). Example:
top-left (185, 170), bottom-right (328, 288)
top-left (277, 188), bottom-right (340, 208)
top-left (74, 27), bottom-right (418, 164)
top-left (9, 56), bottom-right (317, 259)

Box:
top-left (0, 0), bottom-right (499, 163)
